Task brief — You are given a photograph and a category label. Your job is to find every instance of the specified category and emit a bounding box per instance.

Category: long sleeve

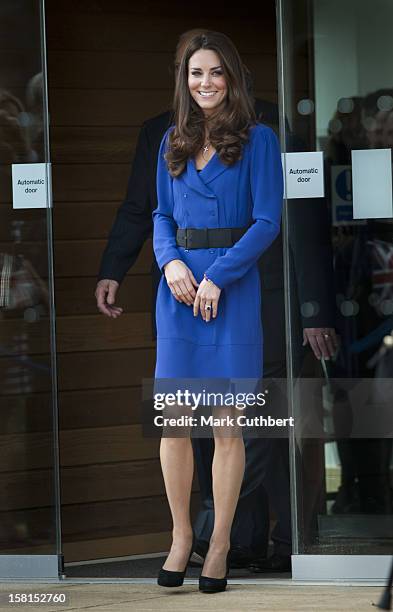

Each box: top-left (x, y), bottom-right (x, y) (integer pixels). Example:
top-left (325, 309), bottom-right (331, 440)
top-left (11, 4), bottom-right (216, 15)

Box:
top-left (97, 122), bottom-right (153, 284)
top-left (152, 128), bottom-right (183, 273)
top-left (204, 125), bottom-right (284, 289)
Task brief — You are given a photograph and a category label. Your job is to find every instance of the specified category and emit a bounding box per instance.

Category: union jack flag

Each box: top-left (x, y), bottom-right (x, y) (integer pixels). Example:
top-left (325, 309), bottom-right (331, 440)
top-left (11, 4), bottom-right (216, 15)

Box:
top-left (367, 238), bottom-right (393, 314)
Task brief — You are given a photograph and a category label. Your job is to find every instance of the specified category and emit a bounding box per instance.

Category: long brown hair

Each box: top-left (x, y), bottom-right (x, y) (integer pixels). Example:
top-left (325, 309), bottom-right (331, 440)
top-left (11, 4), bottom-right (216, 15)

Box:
top-left (165, 31), bottom-right (257, 177)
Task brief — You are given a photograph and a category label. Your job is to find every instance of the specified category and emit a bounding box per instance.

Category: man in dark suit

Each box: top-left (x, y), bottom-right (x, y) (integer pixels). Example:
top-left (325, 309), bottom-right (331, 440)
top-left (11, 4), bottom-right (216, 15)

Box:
top-left (96, 29), bottom-right (338, 571)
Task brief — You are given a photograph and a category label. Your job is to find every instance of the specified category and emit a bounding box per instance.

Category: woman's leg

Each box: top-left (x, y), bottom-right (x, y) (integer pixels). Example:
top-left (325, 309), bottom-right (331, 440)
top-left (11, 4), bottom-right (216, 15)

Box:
top-left (202, 410), bottom-right (246, 577)
top-left (160, 435), bottom-right (194, 570)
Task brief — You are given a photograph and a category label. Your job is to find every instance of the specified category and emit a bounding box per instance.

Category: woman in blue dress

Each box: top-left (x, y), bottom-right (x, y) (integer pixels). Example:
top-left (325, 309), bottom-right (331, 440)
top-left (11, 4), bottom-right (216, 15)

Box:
top-left (153, 31), bottom-right (283, 592)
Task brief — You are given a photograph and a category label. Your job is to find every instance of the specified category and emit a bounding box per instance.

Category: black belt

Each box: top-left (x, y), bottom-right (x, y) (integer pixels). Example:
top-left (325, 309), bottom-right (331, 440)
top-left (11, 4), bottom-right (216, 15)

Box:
top-left (176, 225), bottom-right (250, 249)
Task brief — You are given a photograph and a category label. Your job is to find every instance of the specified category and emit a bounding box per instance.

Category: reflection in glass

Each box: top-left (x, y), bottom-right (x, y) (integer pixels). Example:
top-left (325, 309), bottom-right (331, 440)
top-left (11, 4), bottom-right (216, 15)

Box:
top-left (281, 0), bottom-right (393, 555)
top-left (0, 0), bottom-right (59, 556)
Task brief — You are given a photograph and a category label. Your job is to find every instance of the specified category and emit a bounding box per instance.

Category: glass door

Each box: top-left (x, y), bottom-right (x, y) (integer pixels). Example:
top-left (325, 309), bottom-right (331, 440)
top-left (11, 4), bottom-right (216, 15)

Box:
top-left (0, 0), bottom-right (61, 578)
top-left (277, 0), bottom-right (393, 580)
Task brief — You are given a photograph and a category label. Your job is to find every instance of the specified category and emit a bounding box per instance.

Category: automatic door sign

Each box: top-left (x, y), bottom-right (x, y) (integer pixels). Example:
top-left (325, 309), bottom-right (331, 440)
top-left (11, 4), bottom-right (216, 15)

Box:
top-left (11, 163), bottom-right (52, 209)
top-left (282, 151), bottom-right (325, 199)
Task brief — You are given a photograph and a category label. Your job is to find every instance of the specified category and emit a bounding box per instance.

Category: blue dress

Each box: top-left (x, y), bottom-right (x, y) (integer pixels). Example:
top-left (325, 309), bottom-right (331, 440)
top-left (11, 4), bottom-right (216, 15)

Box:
top-left (152, 123), bottom-right (283, 379)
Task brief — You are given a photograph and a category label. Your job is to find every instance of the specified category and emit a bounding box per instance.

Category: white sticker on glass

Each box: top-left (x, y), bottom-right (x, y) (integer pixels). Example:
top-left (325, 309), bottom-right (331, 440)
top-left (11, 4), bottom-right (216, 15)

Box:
top-left (351, 149), bottom-right (393, 219)
top-left (282, 151), bottom-right (325, 199)
top-left (12, 163), bottom-right (52, 209)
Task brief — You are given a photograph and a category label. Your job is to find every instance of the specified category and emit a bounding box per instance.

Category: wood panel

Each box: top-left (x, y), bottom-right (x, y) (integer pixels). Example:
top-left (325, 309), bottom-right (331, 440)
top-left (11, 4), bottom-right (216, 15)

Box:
top-left (47, 50), bottom-right (278, 92)
top-left (60, 460), bottom-right (198, 505)
top-left (0, 349), bottom-right (156, 394)
top-left (53, 202), bottom-right (126, 239)
top-left (52, 163), bottom-right (131, 202)
top-left (0, 425), bottom-right (160, 473)
top-left (50, 128), bottom-right (138, 164)
top-left (0, 238), bottom-right (153, 278)
top-left (49, 88), bottom-right (277, 127)
top-left (56, 238), bottom-right (153, 277)
top-left (58, 348), bottom-right (156, 391)
top-left (46, 12), bottom-right (276, 54)
top-left (56, 313), bottom-right (154, 352)
top-left (3, 532), bottom-right (172, 560)
top-left (62, 532), bottom-right (172, 562)
top-left (49, 89), bottom-right (173, 127)
top-left (0, 493), bottom-right (200, 548)
top-left (46, 0), bottom-right (275, 19)
top-left (0, 313), bottom-right (154, 355)
top-left (0, 164), bottom-right (131, 204)
top-left (55, 275), bottom-right (152, 315)
top-left (59, 387), bottom-right (145, 428)
top-left (0, 387), bottom-right (144, 434)
top-left (62, 493), bottom-right (201, 538)
top-left (0, 459), bottom-right (199, 511)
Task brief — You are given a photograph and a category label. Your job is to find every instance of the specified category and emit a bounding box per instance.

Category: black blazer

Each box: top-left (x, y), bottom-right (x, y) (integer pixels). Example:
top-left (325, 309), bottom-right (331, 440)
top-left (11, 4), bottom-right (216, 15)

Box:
top-left (97, 101), bottom-right (335, 363)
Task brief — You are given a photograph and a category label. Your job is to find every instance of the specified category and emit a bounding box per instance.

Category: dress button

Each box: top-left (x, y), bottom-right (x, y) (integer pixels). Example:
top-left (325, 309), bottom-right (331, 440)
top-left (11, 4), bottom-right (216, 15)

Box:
top-left (183, 193), bottom-right (187, 198)
top-left (209, 249), bottom-right (214, 254)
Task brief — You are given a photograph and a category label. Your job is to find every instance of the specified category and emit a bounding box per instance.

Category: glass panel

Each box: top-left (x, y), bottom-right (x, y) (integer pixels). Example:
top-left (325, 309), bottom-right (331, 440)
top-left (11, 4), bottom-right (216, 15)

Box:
top-left (278, 0), bottom-right (393, 555)
top-left (0, 0), bottom-right (61, 558)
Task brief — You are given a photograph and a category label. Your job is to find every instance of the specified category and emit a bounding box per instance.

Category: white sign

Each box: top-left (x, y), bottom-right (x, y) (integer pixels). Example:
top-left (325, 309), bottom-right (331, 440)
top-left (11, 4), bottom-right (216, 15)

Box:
top-left (351, 149), bottom-right (393, 219)
top-left (282, 151), bottom-right (325, 199)
top-left (12, 163), bottom-right (52, 209)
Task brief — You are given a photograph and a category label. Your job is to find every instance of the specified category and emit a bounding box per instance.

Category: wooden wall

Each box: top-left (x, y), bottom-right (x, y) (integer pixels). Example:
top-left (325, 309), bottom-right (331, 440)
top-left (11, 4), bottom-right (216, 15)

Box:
top-left (42, 0), bottom-right (278, 564)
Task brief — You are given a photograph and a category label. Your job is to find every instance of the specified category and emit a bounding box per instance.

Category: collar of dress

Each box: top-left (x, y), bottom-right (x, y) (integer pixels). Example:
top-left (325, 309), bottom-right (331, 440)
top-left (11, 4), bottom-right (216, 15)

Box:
top-left (181, 153), bottom-right (229, 198)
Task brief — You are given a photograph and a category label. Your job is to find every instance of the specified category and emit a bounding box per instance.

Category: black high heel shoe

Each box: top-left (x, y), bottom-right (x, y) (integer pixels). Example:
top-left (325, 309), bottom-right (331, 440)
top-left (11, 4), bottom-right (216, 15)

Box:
top-left (157, 535), bottom-right (195, 587)
top-left (199, 550), bottom-right (230, 594)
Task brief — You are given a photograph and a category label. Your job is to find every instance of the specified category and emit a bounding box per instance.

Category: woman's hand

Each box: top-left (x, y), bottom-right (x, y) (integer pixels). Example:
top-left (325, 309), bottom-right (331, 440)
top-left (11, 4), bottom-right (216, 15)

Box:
top-left (164, 259), bottom-right (199, 305)
top-left (193, 277), bottom-right (221, 322)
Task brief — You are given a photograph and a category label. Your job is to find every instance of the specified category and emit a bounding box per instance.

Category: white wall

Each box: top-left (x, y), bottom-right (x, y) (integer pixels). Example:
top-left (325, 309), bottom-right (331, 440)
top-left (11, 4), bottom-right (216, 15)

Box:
top-left (313, 0), bottom-right (358, 139)
top-left (313, 0), bottom-right (393, 139)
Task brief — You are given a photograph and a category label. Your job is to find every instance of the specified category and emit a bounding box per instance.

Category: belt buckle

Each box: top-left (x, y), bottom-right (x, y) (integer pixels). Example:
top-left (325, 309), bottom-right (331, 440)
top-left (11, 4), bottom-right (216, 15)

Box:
top-left (185, 228), bottom-right (203, 249)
